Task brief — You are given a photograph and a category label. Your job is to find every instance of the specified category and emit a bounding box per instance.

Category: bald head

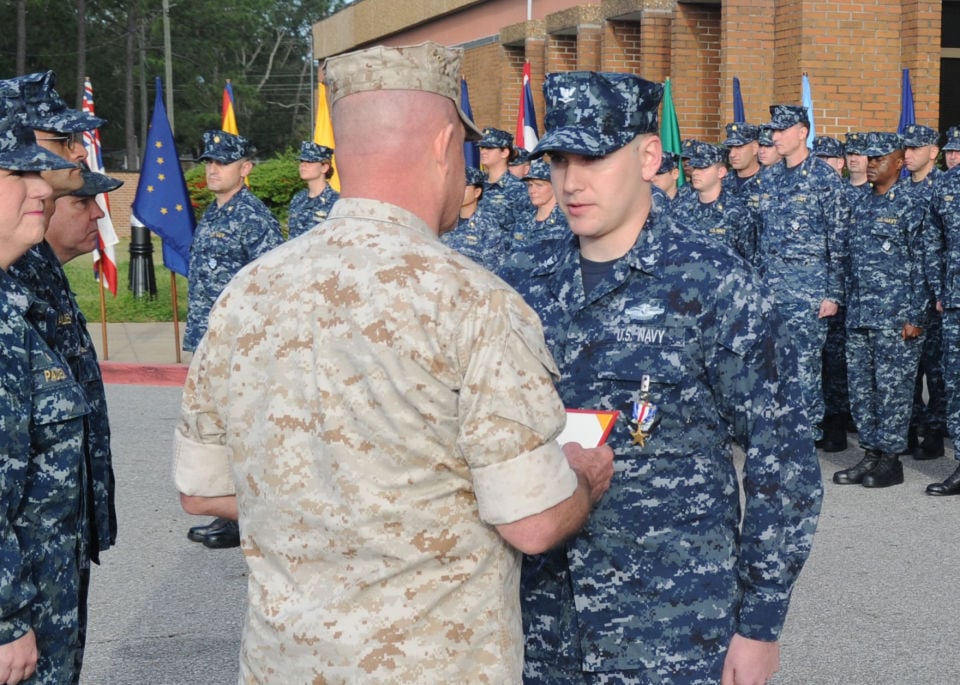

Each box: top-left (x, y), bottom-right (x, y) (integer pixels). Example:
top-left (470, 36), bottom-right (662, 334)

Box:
top-left (333, 89), bottom-right (465, 232)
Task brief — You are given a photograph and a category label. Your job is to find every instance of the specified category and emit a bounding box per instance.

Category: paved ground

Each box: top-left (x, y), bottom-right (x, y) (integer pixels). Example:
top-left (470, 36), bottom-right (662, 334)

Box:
top-left (80, 334), bottom-right (960, 683)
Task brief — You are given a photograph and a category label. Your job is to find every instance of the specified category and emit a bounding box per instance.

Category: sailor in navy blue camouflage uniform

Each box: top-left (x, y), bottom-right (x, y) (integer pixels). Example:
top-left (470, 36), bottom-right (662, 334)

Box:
top-left (832, 133), bottom-right (928, 489)
top-left (943, 125), bottom-right (960, 171)
top-left (440, 166), bottom-right (504, 272)
top-left (477, 127), bottom-right (533, 230)
top-left (500, 71), bottom-right (822, 685)
top-left (809, 135), bottom-right (852, 452)
top-left (0, 100), bottom-right (92, 685)
top-left (672, 140), bottom-right (758, 264)
top-left (756, 105), bottom-right (849, 443)
top-left (652, 150), bottom-right (680, 202)
top-left (757, 125), bottom-right (782, 169)
top-left (923, 141), bottom-right (960, 495)
top-left (721, 122), bottom-right (762, 199)
top-left (505, 159), bottom-right (568, 250)
top-left (901, 124), bottom-right (947, 459)
top-left (3, 71), bottom-right (119, 683)
top-left (508, 146), bottom-right (532, 178)
top-left (183, 129), bottom-right (283, 548)
top-left (287, 141), bottom-right (339, 239)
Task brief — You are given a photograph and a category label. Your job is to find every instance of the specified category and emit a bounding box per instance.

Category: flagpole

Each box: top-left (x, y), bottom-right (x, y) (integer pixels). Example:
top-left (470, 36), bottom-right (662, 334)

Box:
top-left (170, 271), bottom-right (181, 364)
top-left (97, 268), bottom-right (109, 360)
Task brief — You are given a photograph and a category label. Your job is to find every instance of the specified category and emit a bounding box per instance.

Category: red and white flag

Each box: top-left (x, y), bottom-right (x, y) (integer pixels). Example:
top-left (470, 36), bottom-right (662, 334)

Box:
top-left (82, 76), bottom-right (119, 296)
top-left (515, 62), bottom-right (539, 152)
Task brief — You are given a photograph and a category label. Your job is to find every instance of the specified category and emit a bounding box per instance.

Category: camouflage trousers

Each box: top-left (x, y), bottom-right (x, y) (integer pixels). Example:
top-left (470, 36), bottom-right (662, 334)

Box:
top-left (524, 660), bottom-right (721, 685)
top-left (821, 306), bottom-right (850, 417)
top-left (941, 310), bottom-right (960, 450)
top-left (777, 302), bottom-right (829, 439)
top-left (910, 305), bottom-right (946, 432)
top-left (846, 327), bottom-right (922, 453)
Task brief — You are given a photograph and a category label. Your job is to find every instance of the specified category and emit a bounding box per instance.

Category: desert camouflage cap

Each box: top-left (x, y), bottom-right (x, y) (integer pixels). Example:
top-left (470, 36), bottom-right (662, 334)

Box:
top-left (323, 41), bottom-right (482, 142)
top-left (509, 147), bottom-right (531, 165)
top-left (766, 104), bottom-right (810, 131)
top-left (199, 129), bottom-right (255, 163)
top-left (862, 132), bottom-right (902, 157)
top-left (465, 166), bottom-right (486, 186)
top-left (812, 136), bottom-right (844, 158)
top-left (0, 98), bottom-right (75, 172)
top-left (901, 124), bottom-right (940, 148)
top-left (656, 151), bottom-right (678, 174)
top-left (71, 164), bottom-right (123, 197)
top-left (758, 125), bottom-right (775, 146)
top-left (686, 141), bottom-right (728, 168)
top-left (532, 71), bottom-right (662, 159)
top-left (843, 132), bottom-right (868, 155)
top-left (522, 159), bottom-right (551, 181)
top-left (944, 126), bottom-right (960, 152)
top-left (298, 141), bottom-right (333, 162)
top-left (4, 70), bottom-right (105, 133)
top-left (723, 122), bottom-right (759, 146)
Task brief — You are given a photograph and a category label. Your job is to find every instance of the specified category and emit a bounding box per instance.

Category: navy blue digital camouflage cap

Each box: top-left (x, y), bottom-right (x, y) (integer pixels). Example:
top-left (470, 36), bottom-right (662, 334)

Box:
top-left (5, 70), bottom-right (105, 133)
top-left (679, 138), bottom-right (700, 159)
top-left (0, 96), bottom-right (75, 172)
top-left (723, 122), bottom-right (759, 146)
top-left (509, 147), bottom-right (531, 165)
top-left (812, 136), bottom-right (844, 158)
top-left (71, 164), bottom-right (123, 197)
top-left (532, 71), bottom-right (663, 159)
top-left (298, 141), bottom-right (333, 162)
top-left (944, 126), bottom-right (960, 152)
top-left (843, 132), bottom-right (868, 155)
top-left (901, 124), bottom-right (939, 148)
top-left (656, 151), bottom-right (678, 174)
top-left (199, 129), bottom-right (255, 163)
top-left (465, 166), bottom-right (486, 186)
top-left (522, 158), bottom-right (551, 181)
top-left (478, 127), bottom-right (513, 149)
top-left (862, 132), bottom-right (902, 157)
top-left (758, 125), bottom-right (775, 146)
top-left (766, 104), bottom-right (810, 131)
top-left (686, 141), bottom-right (728, 168)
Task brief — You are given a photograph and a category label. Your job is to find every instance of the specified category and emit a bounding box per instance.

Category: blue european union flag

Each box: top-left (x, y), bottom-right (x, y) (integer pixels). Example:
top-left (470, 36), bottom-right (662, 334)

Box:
top-left (132, 77), bottom-right (196, 276)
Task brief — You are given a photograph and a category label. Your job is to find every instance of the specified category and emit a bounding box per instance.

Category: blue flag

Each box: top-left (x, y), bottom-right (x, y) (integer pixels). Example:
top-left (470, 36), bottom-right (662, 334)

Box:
top-left (732, 77), bottom-right (745, 123)
top-left (132, 77), bottom-right (196, 276)
top-left (898, 68), bottom-right (915, 178)
top-left (461, 78), bottom-right (479, 169)
top-left (801, 74), bottom-right (815, 148)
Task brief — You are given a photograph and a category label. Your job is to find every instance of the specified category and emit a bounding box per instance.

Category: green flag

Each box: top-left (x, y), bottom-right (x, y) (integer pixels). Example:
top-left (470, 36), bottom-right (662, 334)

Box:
top-left (660, 77), bottom-right (685, 186)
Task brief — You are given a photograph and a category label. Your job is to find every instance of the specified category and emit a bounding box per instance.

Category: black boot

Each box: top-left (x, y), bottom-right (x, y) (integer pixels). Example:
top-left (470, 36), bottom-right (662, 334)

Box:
top-left (861, 453), bottom-right (904, 488)
top-left (833, 449), bottom-right (881, 485)
top-left (201, 518), bottom-right (241, 549)
top-left (815, 414), bottom-right (847, 453)
top-left (187, 517), bottom-right (224, 543)
top-left (925, 463), bottom-right (960, 496)
top-left (903, 426), bottom-right (920, 457)
top-left (915, 429), bottom-right (945, 460)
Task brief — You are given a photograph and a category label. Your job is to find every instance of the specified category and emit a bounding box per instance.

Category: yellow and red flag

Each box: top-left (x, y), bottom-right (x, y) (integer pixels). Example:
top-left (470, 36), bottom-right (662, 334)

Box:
top-left (222, 80), bottom-right (239, 134)
top-left (313, 81), bottom-right (340, 191)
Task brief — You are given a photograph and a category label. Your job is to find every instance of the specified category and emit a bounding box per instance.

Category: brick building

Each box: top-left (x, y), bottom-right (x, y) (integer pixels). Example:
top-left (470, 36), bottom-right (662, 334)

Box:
top-left (312, 0), bottom-right (960, 144)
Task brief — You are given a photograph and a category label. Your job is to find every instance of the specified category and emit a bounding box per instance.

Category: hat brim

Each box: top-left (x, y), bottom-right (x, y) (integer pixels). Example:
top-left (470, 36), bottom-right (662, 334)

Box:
top-left (199, 153), bottom-right (241, 164)
top-left (531, 127), bottom-right (634, 159)
top-left (458, 106), bottom-right (482, 142)
top-left (0, 144), bottom-right (76, 172)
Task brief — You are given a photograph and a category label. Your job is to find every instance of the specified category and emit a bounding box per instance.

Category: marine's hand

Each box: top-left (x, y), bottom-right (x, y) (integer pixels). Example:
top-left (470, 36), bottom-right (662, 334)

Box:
top-left (902, 323), bottom-right (922, 340)
top-left (0, 629), bottom-right (37, 685)
top-left (720, 634), bottom-right (779, 685)
top-left (562, 442), bottom-right (614, 504)
top-left (818, 299), bottom-right (839, 318)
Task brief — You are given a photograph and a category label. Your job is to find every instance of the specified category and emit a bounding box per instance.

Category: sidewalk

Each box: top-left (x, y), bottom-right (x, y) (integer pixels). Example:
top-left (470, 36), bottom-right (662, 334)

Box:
top-left (91, 322), bottom-right (192, 385)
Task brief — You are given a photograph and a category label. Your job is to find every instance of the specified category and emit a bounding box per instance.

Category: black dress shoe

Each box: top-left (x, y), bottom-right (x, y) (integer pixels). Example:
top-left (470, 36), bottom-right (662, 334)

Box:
top-left (202, 519), bottom-right (240, 549)
top-left (833, 450), bottom-right (881, 485)
top-left (915, 429), bottom-right (945, 460)
top-left (861, 453), bottom-right (904, 488)
top-left (926, 464), bottom-right (960, 496)
top-left (187, 517), bottom-right (225, 543)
